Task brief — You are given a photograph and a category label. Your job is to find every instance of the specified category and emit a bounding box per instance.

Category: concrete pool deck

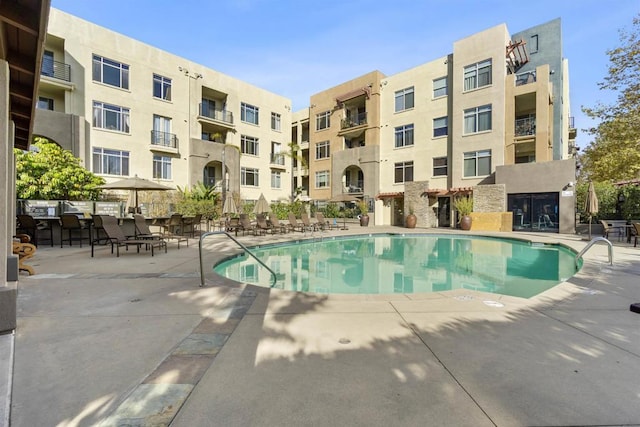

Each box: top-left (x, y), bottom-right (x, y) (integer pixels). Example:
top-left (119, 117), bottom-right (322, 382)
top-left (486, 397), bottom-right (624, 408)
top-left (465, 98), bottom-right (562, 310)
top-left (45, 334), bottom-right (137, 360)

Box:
top-left (3, 226), bottom-right (640, 426)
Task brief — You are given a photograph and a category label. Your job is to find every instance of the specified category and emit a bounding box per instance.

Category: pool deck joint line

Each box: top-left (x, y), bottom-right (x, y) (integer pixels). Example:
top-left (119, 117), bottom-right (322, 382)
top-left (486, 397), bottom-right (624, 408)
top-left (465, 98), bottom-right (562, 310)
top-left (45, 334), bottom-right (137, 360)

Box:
top-left (98, 287), bottom-right (257, 426)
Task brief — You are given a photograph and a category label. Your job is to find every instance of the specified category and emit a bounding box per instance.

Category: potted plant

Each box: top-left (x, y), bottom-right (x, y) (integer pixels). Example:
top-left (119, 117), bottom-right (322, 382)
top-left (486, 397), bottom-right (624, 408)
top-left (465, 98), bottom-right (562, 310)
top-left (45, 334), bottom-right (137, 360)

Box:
top-left (406, 204), bottom-right (417, 228)
top-left (357, 200), bottom-right (369, 226)
top-left (453, 196), bottom-right (473, 230)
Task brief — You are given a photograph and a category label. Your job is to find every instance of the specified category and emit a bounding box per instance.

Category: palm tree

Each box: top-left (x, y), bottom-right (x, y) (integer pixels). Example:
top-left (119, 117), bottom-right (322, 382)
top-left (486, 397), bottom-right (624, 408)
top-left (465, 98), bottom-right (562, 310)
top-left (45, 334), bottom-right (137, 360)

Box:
top-left (281, 141), bottom-right (307, 201)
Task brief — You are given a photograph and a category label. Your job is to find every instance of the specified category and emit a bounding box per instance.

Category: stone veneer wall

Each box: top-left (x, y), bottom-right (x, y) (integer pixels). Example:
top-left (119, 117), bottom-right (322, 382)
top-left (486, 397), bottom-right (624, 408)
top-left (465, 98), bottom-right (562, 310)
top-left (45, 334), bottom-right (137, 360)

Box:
top-left (404, 181), bottom-right (435, 228)
top-left (472, 184), bottom-right (506, 213)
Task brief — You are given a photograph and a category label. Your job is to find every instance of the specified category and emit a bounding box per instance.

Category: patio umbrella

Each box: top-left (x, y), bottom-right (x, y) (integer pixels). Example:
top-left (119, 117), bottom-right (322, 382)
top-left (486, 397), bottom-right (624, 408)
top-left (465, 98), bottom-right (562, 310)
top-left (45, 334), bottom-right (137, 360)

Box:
top-left (97, 175), bottom-right (173, 208)
top-left (222, 192), bottom-right (238, 217)
top-left (253, 193), bottom-right (271, 214)
top-left (585, 181), bottom-right (599, 240)
top-left (329, 193), bottom-right (360, 230)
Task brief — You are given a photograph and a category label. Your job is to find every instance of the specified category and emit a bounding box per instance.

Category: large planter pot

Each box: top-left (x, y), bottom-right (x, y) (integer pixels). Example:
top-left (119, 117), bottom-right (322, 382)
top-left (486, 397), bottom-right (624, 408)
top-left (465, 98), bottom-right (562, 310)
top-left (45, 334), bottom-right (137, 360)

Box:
top-left (406, 214), bottom-right (417, 228)
top-left (359, 214), bottom-right (369, 227)
top-left (460, 215), bottom-right (472, 231)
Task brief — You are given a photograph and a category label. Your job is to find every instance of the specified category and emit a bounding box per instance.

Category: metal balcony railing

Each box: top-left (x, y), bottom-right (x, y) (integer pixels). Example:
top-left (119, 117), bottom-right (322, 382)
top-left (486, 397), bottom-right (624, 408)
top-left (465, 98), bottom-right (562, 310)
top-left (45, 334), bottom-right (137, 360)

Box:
top-left (569, 116), bottom-right (575, 129)
top-left (515, 117), bottom-right (536, 136)
top-left (346, 180), bottom-right (364, 193)
top-left (150, 130), bottom-right (178, 148)
top-left (270, 153), bottom-right (285, 165)
top-left (199, 104), bottom-right (234, 124)
top-left (41, 59), bottom-right (71, 82)
top-left (341, 112), bottom-right (367, 130)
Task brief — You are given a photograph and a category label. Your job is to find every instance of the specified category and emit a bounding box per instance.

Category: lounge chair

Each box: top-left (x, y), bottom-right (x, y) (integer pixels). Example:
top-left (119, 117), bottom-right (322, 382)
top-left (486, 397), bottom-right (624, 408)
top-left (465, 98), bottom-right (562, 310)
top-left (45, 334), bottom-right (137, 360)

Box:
top-left (268, 215), bottom-right (289, 233)
top-left (300, 212), bottom-right (318, 231)
top-left (181, 213), bottom-right (202, 238)
top-left (93, 215), bottom-right (166, 257)
top-left (287, 213), bottom-right (306, 233)
top-left (256, 214), bottom-right (274, 234)
top-left (239, 214), bottom-right (261, 236)
top-left (315, 212), bottom-right (332, 230)
top-left (133, 214), bottom-right (167, 242)
top-left (225, 217), bottom-right (242, 236)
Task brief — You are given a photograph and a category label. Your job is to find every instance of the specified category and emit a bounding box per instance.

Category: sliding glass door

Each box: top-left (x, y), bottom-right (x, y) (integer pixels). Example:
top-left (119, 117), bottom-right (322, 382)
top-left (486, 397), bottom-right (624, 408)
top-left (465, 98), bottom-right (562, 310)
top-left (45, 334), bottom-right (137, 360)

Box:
top-left (508, 192), bottom-right (559, 233)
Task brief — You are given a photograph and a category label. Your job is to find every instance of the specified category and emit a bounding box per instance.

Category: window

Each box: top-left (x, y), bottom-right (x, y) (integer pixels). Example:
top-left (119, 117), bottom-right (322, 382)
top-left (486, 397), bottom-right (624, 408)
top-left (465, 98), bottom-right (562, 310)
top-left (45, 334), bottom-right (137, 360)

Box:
top-left (241, 167), bottom-right (259, 186)
top-left (394, 161), bottom-right (414, 183)
top-left (316, 111), bottom-right (330, 130)
top-left (530, 35), bottom-right (539, 53)
top-left (37, 96), bottom-right (54, 110)
top-left (395, 87), bottom-right (414, 112)
top-left (153, 155), bottom-right (172, 180)
top-left (92, 55), bottom-right (129, 89)
top-left (153, 74), bottom-right (172, 101)
top-left (433, 117), bottom-right (448, 137)
top-left (241, 135), bottom-right (259, 155)
top-left (92, 147), bottom-right (129, 176)
top-left (464, 150), bottom-right (491, 177)
top-left (93, 101), bottom-right (130, 133)
top-left (271, 112), bottom-right (281, 131)
top-left (433, 77), bottom-right (447, 98)
top-left (433, 157), bottom-right (448, 176)
top-left (394, 124), bottom-right (414, 148)
top-left (316, 141), bottom-right (330, 159)
top-left (271, 171), bottom-right (281, 188)
top-left (241, 103), bottom-right (259, 125)
top-left (464, 105), bottom-right (492, 134)
top-left (42, 50), bottom-right (54, 77)
top-left (315, 170), bottom-right (329, 188)
top-left (152, 115), bottom-right (173, 146)
top-left (464, 59), bottom-right (492, 91)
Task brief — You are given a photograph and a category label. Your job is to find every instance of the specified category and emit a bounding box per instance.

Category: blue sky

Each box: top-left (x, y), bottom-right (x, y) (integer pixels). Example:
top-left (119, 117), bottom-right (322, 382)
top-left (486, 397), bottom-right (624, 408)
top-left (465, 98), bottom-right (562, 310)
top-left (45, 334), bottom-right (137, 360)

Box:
top-left (51, 0), bottom-right (638, 149)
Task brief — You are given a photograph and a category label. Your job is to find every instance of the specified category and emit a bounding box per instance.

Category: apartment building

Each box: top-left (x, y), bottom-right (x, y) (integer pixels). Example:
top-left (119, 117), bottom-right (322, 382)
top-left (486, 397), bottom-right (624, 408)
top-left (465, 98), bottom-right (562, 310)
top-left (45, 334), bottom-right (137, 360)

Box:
top-left (34, 8), bottom-right (292, 206)
top-left (300, 18), bottom-right (576, 233)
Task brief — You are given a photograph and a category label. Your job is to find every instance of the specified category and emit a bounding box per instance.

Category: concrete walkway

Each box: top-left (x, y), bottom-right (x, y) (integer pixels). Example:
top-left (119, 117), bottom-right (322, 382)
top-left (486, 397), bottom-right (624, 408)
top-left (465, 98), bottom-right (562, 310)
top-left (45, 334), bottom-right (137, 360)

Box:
top-left (4, 227), bottom-right (640, 426)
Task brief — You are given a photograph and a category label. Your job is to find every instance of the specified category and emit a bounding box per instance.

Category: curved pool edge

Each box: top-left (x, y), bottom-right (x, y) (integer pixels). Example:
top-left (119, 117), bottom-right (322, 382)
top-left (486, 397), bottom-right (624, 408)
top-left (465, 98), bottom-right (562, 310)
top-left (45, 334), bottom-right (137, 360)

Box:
top-left (201, 229), bottom-right (611, 307)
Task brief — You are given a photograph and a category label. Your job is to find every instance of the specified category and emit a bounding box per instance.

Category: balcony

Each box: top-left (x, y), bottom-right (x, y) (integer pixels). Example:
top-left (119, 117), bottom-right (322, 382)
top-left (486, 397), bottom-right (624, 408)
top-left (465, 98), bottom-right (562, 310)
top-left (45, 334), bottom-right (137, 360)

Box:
top-left (41, 59), bottom-right (71, 82)
top-left (515, 116), bottom-right (536, 137)
top-left (270, 153), bottom-right (286, 169)
top-left (198, 104), bottom-right (234, 130)
top-left (149, 130), bottom-right (179, 154)
top-left (340, 112), bottom-right (367, 130)
top-left (346, 180), bottom-right (363, 194)
top-left (568, 116), bottom-right (577, 139)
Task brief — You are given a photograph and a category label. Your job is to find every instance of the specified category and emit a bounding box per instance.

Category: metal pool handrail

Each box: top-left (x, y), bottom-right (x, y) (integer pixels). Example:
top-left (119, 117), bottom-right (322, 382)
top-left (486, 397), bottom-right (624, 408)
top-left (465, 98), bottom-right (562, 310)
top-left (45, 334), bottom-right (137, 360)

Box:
top-left (575, 236), bottom-right (613, 268)
top-left (198, 231), bottom-right (278, 288)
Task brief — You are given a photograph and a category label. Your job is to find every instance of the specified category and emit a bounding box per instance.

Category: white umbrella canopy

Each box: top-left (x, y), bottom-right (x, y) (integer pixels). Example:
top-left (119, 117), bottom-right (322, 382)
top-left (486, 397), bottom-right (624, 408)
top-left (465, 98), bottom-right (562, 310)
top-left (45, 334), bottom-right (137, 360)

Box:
top-left (222, 192), bottom-right (239, 216)
top-left (585, 181), bottom-right (599, 239)
top-left (97, 175), bottom-right (174, 207)
top-left (253, 193), bottom-right (271, 214)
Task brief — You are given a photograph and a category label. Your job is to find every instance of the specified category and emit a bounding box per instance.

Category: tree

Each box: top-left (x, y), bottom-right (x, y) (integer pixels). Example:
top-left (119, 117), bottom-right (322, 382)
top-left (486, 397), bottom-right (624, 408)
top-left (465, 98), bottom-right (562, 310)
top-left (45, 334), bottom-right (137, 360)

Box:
top-left (15, 137), bottom-right (104, 200)
top-left (582, 14), bottom-right (640, 181)
top-left (281, 141), bottom-right (307, 201)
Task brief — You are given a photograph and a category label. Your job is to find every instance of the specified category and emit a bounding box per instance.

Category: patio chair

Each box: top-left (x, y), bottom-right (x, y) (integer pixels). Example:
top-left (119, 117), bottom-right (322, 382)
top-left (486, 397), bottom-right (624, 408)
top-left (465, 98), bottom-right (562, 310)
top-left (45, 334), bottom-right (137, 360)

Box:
top-left (91, 214), bottom-right (109, 246)
top-left (12, 238), bottom-right (36, 275)
top-left (16, 214), bottom-right (54, 247)
top-left (256, 214), bottom-right (274, 234)
top-left (161, 213), bottom-right (189, 248)
top-left (268, 215), bottom-right (289, 233)
top-left (600, 220), bottom-right (623, 241)
top-left (181, 213), bottom-right (202, 238)
top-left (93, 215), bottom-right (166, 257)
top-left (287, 213), bottom-right (306, 233)
top-left (60, 214), bottom-right (91, 247)
top-left (225, 217), bottom-right (242, 236)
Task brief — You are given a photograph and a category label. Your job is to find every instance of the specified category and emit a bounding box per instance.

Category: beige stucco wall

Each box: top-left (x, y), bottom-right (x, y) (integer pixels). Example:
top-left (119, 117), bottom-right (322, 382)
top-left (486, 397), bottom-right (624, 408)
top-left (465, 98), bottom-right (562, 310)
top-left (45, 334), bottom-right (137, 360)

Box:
top-left (451, 24), bottom-right (510, 188)
top-left (44, 8), bottom-right (292, 204)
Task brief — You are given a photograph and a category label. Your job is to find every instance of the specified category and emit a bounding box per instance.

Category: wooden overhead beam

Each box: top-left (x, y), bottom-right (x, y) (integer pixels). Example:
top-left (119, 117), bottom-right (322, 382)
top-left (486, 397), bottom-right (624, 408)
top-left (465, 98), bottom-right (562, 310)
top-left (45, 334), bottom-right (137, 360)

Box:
top-left (0, 2), bottom-right (40, 36)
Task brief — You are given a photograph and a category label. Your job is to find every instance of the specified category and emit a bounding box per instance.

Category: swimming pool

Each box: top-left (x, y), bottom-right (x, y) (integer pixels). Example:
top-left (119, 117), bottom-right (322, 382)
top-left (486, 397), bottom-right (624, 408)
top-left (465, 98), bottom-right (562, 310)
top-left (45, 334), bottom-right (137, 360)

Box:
top-left (213, 234), bottom-right (580, 298)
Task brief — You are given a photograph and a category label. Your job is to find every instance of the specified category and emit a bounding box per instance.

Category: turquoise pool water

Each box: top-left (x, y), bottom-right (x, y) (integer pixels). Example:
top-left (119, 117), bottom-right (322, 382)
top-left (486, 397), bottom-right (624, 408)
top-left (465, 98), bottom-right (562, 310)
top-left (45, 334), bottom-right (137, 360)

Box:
top-left (213, 234), bottom-right (580, 298)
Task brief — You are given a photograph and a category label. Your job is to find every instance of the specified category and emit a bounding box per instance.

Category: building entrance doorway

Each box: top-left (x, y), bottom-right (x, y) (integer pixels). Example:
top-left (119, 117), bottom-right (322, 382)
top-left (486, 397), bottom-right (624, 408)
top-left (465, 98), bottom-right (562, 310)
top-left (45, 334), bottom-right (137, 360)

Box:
top-left (437, 197), bottom-right (451, 227)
